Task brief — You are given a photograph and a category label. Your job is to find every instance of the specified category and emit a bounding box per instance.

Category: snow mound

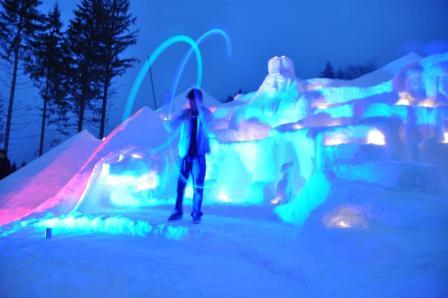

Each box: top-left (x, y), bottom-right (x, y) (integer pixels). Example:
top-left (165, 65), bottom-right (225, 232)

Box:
top-left (85, 106), bottom-right (169, 165)
top-left (35, 106), bottom-right (170, 215)
top-left (0, 130), bottom-right (100, 226)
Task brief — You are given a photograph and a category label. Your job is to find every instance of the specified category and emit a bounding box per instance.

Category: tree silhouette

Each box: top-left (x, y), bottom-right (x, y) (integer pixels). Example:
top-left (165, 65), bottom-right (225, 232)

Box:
top-left (335, 61), bottom-right (377, 80)
top-left (319, 61), bottom-right (335, 79)
top-left (26, 3), bottom-right (69, 156)
top-left (0, 95), bottom-right (4, 145)
top-left (0, 0), bottom-right (43, 154)
top-left (66, 0), bottom-right (103, 133)
top-left (96, 0), bottom-right (137, 139)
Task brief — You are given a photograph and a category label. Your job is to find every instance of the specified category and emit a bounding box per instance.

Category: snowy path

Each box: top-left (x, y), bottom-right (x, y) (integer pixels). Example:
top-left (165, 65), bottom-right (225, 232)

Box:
top-left (0, 208), bottom-right (309, 298)
top-left (1, 182), bottom-right (447, 297)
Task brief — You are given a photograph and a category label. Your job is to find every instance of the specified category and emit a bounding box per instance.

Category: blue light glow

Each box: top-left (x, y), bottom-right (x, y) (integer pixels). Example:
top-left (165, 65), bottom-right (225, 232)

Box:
top-left (162, 29), bottom-right (232, 191)
top-left (167, 29), bottom-right (232, 105)
top-left (275, 171), bottom-right (331, 226)
top-left (122, 35), bottom-right (203, 122)
top-left (34, 214), bottom-right (189, 240)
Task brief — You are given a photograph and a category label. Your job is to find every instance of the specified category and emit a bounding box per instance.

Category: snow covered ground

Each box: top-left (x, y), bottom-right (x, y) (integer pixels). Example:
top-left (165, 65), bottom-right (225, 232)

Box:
top-left (1, 180), bottom-right (447, 298)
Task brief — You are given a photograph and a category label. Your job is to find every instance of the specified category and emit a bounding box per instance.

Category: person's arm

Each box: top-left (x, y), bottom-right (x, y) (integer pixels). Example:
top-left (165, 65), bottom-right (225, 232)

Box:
top-left (166, 110), bottom-right (186, 132)
top-left (200, 108), bottom-right (216, 138)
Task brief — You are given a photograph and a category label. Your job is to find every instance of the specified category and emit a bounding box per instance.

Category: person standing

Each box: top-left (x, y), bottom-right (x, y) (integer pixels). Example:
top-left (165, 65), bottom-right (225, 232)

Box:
top-left (168, 88), bottom-right (213, 223)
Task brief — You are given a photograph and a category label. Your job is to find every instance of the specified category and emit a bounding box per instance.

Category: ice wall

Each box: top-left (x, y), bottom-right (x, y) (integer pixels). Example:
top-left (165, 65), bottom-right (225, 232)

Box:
top-left (4, 52), bottom-right (448, 227)
top-left (77, 52), bottom-right (448, 226)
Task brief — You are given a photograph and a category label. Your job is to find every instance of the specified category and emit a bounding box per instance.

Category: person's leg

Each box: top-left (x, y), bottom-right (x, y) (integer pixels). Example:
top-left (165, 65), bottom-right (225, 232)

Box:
top-left (191, 155), bottom-right (206, 217)
top-left (174, 157), bottom-right (192, 213)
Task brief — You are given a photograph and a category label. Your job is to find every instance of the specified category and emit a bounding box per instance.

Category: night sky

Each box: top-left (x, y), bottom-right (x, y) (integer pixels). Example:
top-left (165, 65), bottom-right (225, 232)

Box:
top-left (4, 0), bottom-right (448, 163)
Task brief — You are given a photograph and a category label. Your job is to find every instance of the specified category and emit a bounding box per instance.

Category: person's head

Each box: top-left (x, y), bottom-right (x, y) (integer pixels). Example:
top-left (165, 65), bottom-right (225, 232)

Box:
top-left (187, 88), bottom-right (203, 112)
top-left (0, 149), bottom-right (6, 159)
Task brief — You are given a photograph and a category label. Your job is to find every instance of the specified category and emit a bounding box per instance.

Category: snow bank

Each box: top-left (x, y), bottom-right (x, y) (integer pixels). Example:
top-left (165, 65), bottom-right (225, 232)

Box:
top-left (47, 106), bottom-right (170, 214)
top-left (0, 130), bottom-right (100, 226)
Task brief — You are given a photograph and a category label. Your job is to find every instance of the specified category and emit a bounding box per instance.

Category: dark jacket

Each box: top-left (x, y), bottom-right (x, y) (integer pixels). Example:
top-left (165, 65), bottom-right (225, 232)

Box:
top-left (0, 157), bottom-right (11, 180)
top-left (172, 107), bottom-right (213, 158)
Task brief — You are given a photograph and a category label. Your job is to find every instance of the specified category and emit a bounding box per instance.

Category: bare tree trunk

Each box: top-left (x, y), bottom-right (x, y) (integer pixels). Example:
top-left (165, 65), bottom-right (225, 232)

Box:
top-left (99, 75), bottom-right (110, 139)
top-left (77, 77), bottom-right (87, 132)
top-left (77, 95), bottom-right (85, 133)
top-left (4, 23), bottom-right (22, 155)
top-left (38, 76), bottom-right (50, 156)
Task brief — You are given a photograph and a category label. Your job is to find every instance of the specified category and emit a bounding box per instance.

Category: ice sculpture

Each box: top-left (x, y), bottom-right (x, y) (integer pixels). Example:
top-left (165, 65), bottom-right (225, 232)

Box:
top-left (2, 52), bottom-right (448, 228)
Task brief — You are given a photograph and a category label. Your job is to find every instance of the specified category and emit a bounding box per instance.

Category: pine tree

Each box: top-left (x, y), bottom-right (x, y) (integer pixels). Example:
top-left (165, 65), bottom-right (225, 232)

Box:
top-left (66, 0), bottom-right (103, 133)
top-left (96, 0), bottom-right (137, 139)
top-left (25, 3), bottom-right (69, 156)
top-left (0, 0), bottom-right (43, 155)
top-left (336, 67), bottom-right (345, 79)
top-left (0, 96), bottom-right (4, 145)
top-left (335, 61), bottom-right (377, 80)
top-left (319, 61), bottom-right (335, 79)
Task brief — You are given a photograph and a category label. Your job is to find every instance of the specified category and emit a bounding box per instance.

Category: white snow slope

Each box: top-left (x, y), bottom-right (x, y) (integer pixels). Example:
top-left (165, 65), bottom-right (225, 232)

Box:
top-left (0, 130), bottom-right (100, 225)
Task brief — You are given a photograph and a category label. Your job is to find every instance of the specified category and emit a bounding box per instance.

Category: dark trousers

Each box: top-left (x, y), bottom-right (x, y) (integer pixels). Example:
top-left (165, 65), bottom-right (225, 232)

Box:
top-left (175, 155), bottom-right (206, 216)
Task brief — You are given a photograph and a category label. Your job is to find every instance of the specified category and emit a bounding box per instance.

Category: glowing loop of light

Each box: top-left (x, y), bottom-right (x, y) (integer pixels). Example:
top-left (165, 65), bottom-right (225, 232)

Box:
top-left (162, 29), bottom-right (232, 189)
top-left (123, 29), bottom-right (233, 156)
top-left (153, 28), bottom-right (233, 154)
top-left (123, 29), bottom-right (232, 190)
top-left (122, 35), bottom-right (203, 122)
top-left (168, 28), bottom-right (232, 105)
top-left (116, 30), bottom-right (233, 206)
